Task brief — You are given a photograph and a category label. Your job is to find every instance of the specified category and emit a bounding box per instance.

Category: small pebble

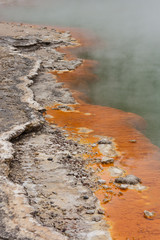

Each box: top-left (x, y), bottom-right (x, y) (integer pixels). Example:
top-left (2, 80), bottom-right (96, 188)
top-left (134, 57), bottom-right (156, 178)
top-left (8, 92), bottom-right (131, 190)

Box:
top-left (115, 175), bottom-right (141, 185)
top-left (118, 192), bottom-right (123, 196)
top-left (83, 195), bottom-right (89, 200)
top-left (101, 158), bottom-right (114, 164)
top-left (144, 210), bottom-right (155, 219)
top-left (34, 152), bottom-right (39, 155)
top-left (103, 198), bottom-right (111, 204)
top-left (98, 179), bottom-right (106, 185)
top-left (92, 216), bottom-right (102, 222)
top-left (129, 139), bottom-right (137, 143)
top-left (86, 209), bottom-right (95, 214)
top-left (98, 209), bottom-right (105, 215)
top-left (103, 185), bottom-right (111, 190)
top-left (92, 143), bottom-right (97, 147)
top-left (98, 139), bottom-right (111, 144)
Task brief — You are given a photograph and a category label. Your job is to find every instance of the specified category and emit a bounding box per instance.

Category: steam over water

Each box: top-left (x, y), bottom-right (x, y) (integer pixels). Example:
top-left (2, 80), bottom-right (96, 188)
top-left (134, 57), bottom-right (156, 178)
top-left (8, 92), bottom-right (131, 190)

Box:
top-left (1, 0), bottom-right (160, 146)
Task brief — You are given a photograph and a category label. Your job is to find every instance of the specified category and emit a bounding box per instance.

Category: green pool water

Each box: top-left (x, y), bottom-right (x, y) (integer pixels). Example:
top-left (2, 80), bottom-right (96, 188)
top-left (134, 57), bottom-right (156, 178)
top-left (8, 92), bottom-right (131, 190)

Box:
top-left (1, 0), bottom-right (160, 146)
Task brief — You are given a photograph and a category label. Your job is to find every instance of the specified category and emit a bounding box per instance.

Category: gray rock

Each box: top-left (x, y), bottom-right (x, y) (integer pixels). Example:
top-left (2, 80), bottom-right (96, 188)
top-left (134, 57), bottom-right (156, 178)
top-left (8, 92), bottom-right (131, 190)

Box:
top-left (86, 209), bottom-right (95, 214)
top-left (103, 198), bottom-right (111, 203)
top-left (98, 179), bottom-right (106, 185)
top-left (57, 105), bottom-right (73, 111)
top-left (102, 185), bottom-right (111, 190)
top-left (144, 210), bottom-right (155, 219)
top-left (98, 209), bottom-right (105, 215)
top-left (97, 139), bottom-right (111, 144)
top-left (115, 175), bottom-right (141, 185)
top-left (101, 157), bottom-right (114, 164)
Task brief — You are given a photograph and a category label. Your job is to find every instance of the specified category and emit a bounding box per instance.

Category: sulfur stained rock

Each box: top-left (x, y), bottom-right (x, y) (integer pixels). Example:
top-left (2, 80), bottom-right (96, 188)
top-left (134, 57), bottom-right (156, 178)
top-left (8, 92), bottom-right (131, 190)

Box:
top-left (101, 157), bottom-right (114, 164)
top-left (144, 210), bottom-right (155, 219)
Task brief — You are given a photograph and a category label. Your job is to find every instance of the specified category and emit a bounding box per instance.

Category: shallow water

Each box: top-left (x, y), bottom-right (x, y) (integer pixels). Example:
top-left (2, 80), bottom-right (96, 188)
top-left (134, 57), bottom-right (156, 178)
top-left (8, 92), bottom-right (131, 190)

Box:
top-left (1, 0), bottom-right (160, 146)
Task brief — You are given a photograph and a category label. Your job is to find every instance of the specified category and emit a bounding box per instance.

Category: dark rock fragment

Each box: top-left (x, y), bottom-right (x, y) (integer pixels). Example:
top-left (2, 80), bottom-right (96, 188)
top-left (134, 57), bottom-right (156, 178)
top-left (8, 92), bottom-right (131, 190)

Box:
top-left (98, 209), bottom-right (105, 215)
top-left (115, 175), bottom-right (141, 185)
top-left (97, 139), bottom-right (112, 144)
top-left (83, 195), bottom-right (89, 200)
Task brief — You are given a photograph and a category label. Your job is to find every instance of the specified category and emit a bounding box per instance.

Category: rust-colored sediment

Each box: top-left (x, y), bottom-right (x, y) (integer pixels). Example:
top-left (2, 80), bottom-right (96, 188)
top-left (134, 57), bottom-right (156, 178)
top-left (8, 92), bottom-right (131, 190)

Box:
top-left (45, 30), bottom-right (160, 240)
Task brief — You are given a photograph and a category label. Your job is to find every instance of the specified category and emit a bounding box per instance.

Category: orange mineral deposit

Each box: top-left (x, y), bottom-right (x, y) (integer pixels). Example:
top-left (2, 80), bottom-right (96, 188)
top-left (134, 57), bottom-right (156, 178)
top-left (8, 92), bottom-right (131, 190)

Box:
top-left (45, 29), bottom-right (160, 240)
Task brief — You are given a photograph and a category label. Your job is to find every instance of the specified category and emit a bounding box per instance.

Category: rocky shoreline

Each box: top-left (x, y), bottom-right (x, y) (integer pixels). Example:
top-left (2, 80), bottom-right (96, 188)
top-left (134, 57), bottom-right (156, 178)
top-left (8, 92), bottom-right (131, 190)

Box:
top-left (0, 22), bottom-right (112, 240)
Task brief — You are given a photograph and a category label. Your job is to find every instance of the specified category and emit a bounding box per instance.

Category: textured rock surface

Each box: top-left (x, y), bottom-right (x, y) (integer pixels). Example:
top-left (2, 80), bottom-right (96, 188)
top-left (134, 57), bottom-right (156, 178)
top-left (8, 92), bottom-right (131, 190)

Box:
top-left (115, 175), bottom-right (141, 185)
top-left (0, 22), bottom-right (111, 240)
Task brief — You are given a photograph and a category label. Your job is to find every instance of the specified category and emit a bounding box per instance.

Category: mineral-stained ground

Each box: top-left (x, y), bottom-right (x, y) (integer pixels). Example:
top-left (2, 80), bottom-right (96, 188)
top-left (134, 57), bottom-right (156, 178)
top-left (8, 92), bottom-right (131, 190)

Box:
top-left (0, 22), bottom-right (111, 240)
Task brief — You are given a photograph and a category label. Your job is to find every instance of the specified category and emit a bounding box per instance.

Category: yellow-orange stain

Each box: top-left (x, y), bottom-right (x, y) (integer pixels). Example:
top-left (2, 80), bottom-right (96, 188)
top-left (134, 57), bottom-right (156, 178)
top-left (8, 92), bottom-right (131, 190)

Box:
top-left (45, 30), bottom-right (160, 240)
